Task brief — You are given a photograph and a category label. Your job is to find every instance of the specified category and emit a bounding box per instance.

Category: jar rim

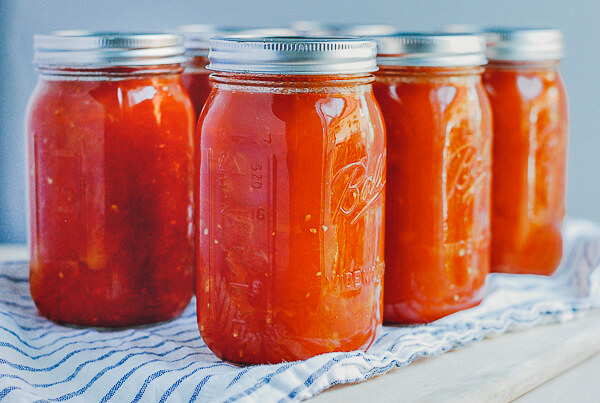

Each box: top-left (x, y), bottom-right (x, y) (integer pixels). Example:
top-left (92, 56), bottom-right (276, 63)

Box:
top-left (442, 26), bottom-right (565, 61)
top-left (33, 31), bottom-right (186, 67)
top-left (367, 32), bottom-right (487, 67)
top-left (485, 28), bottom-right (564, 61)
top-left (207, 36), bottom-right (378, 75)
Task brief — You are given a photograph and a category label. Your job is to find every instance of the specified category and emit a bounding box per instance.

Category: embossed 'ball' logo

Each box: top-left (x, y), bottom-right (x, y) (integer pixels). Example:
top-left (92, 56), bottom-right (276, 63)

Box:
top-left (332, 152), bottom-right (386, 224)
top-left (447, 144), bottom-right (486, 203)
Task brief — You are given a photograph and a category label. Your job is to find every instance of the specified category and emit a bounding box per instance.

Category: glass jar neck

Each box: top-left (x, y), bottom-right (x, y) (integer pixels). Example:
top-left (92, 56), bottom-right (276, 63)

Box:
top-left (376, 65), bottom-right (484, 77)
top-left (210, 72), bottom-right (374, 89)
top-left (37, 64), bottom-right (183, 79)
top-left (486, 59), bottom-right (561, 72)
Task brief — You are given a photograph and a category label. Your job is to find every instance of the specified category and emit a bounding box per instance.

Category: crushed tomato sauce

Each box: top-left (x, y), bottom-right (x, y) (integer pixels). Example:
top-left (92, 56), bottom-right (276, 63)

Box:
top-left (484, 61), bottom-right (568, 275)
top-left (27, 68), bottom-right (195, 327)
top-left (374, 66), bottom-right (492, 324)
top-left (196, 74), bottom-right (386, 364)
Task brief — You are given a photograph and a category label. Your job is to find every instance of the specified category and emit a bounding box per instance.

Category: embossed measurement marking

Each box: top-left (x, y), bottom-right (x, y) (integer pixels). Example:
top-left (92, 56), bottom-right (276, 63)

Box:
top-left (207, 147), bottom-right (277, 321)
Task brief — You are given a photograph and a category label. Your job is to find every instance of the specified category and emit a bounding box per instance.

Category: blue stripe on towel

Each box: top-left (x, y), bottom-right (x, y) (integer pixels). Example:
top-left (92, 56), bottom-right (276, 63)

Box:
top-left (0, 274), bottom-right (29, 283)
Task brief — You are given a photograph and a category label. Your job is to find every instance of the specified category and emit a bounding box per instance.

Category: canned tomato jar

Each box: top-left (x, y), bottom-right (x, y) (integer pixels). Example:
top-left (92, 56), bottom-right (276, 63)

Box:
top-left (197, 37), bottom-right (386, 364)
top-left (26, 32), bottom-right (195, 327)
top-left (483, 28), bottom-right (568, 275)
top-left (371, 33), bottom-right (492, 324)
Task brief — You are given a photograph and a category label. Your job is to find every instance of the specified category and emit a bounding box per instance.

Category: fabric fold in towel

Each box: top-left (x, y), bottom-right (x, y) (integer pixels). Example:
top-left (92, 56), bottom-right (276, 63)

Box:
top-left (0, 219), bottom-right (599, 402)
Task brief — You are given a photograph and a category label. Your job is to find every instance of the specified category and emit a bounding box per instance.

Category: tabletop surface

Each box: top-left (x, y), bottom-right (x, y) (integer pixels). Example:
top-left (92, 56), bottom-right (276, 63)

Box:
top-left (311, 309), bottom-right (600, 402)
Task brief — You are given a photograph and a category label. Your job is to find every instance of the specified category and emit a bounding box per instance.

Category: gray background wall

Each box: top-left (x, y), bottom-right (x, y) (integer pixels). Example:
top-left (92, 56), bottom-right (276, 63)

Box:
top-left (1, 0), bottom-right (598, 243)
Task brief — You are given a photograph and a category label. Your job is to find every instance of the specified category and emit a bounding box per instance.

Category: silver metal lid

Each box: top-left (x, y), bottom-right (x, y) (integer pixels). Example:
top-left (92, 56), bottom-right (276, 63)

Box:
top-left (175, 25), bottom-right (297, 56)
top-left (292, 21), bottom-right (396, 37)
top-left (372, 32), bottom-right (487, 67)
top-left (33, 31), bottom-right (186, 67)
top-left (208, 37), bottom-right (378, 75)
top-left (484, 28), bottom-right (564, 61)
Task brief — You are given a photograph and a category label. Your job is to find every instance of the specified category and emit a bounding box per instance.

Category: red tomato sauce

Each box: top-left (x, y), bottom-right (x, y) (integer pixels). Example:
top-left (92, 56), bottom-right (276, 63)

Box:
top-left (27, 67), bottom-right (195, 327)
top-left (484, 62), bottom-right (568, 275)
top-left (181, 55), bottom-right (211, 293)
top-left (181, 55), bottom-right (212, 122)
top-left (374, 66), bottom-right (492, 324)
top-left (197, 73), bottom-right (386, 364)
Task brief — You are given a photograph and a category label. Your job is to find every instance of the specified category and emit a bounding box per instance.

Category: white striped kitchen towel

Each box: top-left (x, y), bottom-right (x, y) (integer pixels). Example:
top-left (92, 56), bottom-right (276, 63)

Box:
top-left (1, 219), bottom-right (599, 403)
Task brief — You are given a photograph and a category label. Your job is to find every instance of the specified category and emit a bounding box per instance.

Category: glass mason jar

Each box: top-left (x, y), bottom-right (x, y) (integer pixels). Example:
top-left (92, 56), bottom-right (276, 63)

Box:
top-left (483, 29), bottom-right (568, 275)
top-left (177, 25), bottom-right (297, 121)
top-left (371, 33), bottom-right (492, 324)
top-left (197, 37), bottom-right (386, 364)
top-left (26, 32), bottom-right (195, 327)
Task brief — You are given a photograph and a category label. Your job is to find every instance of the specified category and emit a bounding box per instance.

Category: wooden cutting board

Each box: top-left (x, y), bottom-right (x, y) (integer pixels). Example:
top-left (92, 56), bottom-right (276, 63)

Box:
top-left (311, 309), bottom-right (600, 402)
